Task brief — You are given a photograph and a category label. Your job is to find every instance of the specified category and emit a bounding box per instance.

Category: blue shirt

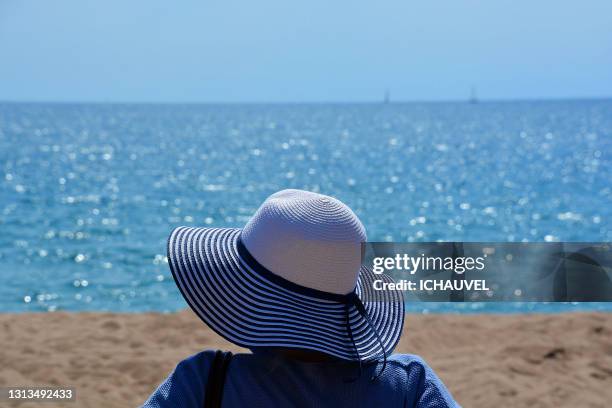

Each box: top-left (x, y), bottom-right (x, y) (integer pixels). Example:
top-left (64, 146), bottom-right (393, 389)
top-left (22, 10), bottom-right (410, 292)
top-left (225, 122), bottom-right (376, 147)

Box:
top-left (142, 350), bottom-right (459, 407)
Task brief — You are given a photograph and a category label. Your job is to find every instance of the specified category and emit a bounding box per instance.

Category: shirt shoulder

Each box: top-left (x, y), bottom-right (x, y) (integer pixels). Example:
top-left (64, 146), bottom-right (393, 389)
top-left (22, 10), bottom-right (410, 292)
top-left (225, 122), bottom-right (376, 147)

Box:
top-left (175, 349), bottom-right (217, 376)
top-left (141, 350), bottom-right (217, 408)
top-left (386, 354), bottom-right (460, 408)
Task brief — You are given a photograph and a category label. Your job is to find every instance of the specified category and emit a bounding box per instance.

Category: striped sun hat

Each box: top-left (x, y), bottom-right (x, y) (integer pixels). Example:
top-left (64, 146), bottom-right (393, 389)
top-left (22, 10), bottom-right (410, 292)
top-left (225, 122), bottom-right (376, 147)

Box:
top-left (167, 189), bottom-right (404, 362)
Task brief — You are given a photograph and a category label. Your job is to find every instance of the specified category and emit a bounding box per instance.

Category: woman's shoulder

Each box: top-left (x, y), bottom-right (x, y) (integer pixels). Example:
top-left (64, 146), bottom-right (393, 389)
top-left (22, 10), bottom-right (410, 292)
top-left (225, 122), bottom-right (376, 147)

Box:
top-left (386, 354), bottom-right (459, 407)
top-left (383, 355), bottom-right (445, 390)
top-left (175, 349), bottom-right (218, 371)
top-left (387, 353), bottom-right (433, 370)
top-left (141, 350), bottom-right (220, 408)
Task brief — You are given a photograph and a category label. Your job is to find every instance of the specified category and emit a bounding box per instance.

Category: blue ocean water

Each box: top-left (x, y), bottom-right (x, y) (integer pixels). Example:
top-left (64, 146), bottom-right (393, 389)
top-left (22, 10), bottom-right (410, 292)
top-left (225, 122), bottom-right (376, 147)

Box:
top-left (0, 101), bottom-right (610, 313)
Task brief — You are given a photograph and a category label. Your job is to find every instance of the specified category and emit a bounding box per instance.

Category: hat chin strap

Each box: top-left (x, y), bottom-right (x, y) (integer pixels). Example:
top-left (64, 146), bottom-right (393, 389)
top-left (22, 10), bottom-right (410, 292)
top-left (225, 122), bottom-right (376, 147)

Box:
top-left (345, 291), bottom-right (387, 381)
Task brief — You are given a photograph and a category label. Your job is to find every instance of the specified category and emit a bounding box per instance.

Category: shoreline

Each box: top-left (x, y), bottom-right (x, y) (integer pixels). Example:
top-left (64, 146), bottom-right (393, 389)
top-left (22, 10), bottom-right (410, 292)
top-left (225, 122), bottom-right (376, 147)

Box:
top-left (1, 311), bottom-right (610, 407)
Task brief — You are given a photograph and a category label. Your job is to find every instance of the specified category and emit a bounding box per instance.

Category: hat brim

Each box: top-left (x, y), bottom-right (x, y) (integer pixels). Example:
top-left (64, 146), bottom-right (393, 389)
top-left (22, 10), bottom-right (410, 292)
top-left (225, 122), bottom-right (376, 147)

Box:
top-left (167, 226), bottom-right (405, 361)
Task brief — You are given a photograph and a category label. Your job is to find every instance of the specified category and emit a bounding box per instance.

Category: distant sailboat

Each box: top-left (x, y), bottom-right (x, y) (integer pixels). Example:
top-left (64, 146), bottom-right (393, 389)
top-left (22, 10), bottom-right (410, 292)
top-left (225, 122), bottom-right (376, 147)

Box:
top-left (384, 89), bottom-right (390, 104)
top-left (469, 86), bottom-right (478, 104)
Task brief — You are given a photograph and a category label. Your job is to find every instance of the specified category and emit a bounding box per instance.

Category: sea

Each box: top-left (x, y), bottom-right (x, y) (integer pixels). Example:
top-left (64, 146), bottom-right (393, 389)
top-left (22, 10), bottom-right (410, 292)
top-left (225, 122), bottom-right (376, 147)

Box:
top-left (0, 100), bottom-right (610, 313)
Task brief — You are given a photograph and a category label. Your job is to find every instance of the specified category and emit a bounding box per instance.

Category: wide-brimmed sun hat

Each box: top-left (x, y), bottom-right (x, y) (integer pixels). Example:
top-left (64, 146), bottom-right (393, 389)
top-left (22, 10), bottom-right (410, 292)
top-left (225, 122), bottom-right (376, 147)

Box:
top-left (167, 189), bottom-right (404, 362)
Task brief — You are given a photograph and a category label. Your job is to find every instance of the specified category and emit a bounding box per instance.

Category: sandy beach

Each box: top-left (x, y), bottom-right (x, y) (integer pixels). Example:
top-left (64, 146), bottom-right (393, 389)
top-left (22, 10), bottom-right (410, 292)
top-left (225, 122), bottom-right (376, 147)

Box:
top-left (1, 311), bottom-right (610, 407)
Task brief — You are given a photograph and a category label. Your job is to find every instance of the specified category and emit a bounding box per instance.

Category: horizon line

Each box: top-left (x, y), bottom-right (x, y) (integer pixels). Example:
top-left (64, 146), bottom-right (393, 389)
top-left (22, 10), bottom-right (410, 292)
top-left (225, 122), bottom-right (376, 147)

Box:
top-left (1, 95), bottom-right (611, 105)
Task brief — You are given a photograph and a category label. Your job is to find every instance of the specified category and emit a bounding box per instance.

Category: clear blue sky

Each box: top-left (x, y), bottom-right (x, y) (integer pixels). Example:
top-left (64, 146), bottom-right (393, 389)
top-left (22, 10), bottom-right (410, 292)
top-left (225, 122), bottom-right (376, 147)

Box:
top-left (1, 0), bottom-right (611, 102)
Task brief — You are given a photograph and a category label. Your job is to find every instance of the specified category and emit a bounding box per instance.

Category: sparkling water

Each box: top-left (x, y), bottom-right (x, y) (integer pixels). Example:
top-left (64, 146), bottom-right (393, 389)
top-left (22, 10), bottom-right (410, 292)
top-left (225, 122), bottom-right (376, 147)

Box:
top-left (1, 101), bottom-right (610, 312)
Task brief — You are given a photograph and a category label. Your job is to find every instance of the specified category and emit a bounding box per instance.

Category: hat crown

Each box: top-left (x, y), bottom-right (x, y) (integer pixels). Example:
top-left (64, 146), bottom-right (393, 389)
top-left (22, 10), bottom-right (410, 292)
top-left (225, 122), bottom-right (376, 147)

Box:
top-left (241, 189), bottom-right (366, 295)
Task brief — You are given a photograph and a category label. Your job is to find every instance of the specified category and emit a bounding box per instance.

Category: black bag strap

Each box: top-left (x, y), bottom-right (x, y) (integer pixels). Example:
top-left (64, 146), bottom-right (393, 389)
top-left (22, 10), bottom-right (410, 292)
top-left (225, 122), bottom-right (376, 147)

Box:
top-left (203, 350), bottom-right (233, 408)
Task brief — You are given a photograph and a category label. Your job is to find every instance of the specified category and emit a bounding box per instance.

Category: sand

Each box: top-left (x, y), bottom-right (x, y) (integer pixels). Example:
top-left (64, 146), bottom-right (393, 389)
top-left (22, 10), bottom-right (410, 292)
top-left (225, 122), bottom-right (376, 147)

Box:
top-left (0, 311), bottom-right (610, 407)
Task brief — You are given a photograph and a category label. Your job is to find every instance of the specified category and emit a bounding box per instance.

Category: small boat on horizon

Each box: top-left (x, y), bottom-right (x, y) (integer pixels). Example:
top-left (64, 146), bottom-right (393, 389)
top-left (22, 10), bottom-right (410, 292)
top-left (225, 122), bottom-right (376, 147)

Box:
top-left (469, 86), bottom-right (478, 104)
